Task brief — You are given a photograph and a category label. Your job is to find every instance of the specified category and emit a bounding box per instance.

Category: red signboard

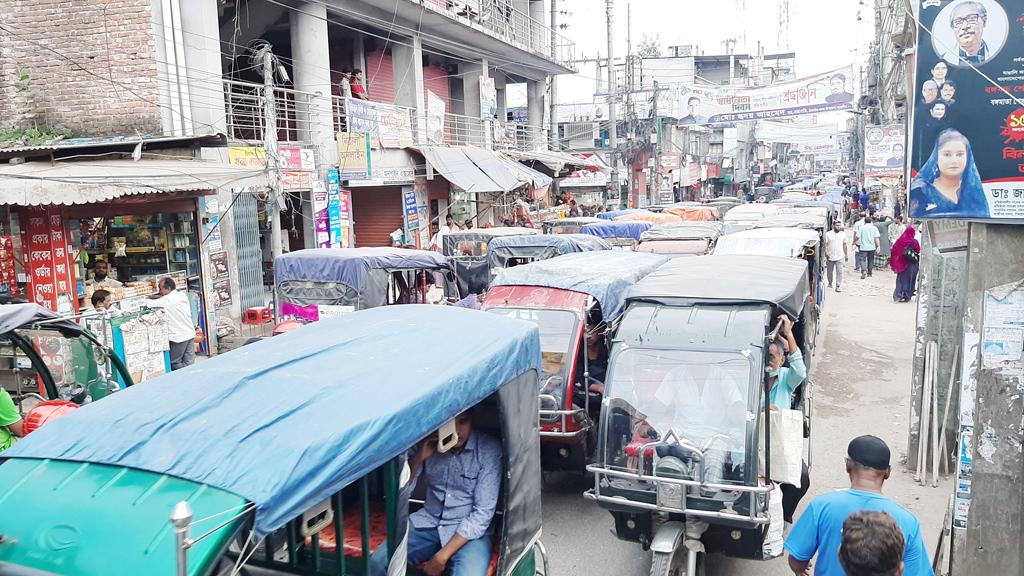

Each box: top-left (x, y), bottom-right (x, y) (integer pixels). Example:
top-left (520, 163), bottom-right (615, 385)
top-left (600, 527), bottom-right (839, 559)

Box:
top-left (23, 207), bottom-right (76, 313)
top-left (0, 236), bottom-right (17, 297)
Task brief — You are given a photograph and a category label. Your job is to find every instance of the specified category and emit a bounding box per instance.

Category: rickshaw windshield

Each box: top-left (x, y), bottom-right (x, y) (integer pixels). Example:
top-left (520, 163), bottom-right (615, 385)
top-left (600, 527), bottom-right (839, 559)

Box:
top-left (487, 308), bottom-right (578, 399)
top-left (603, 348), bottom-right (756, 485)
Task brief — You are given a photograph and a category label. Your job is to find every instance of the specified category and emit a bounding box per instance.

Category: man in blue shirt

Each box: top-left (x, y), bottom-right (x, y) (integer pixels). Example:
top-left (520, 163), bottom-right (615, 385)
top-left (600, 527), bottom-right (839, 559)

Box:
top-left (766, 314), bottom-right (809, 524)
top-left (371, 412), bottom-right (502, 576)
top-left (785, 436), bottom-right (933, 576)
top-left (855, 217), bottom-right (881, 279)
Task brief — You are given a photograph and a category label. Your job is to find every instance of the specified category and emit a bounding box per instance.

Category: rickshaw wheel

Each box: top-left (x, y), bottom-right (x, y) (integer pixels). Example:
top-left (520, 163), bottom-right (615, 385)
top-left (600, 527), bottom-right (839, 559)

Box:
top-left (650, 544), bottom-right (705, 576)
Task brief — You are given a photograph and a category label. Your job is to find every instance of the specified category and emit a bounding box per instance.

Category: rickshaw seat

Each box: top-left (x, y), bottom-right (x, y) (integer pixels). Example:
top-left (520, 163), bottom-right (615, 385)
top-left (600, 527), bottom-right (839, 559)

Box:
top-left (309, 502), bottom-right (500, 576)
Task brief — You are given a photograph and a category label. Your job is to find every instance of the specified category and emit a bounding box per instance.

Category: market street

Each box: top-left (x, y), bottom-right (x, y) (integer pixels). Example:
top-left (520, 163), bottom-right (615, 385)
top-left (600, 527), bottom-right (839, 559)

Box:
top-left (541, 258), bottom-right (952, 575)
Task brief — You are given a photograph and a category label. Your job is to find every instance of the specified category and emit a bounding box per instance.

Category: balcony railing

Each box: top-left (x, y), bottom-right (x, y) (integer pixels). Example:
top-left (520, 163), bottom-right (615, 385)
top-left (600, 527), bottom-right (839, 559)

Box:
top-left (224, 79), bottom-right (317, 144)
top-left (420, 0), bottom-right (576, 69)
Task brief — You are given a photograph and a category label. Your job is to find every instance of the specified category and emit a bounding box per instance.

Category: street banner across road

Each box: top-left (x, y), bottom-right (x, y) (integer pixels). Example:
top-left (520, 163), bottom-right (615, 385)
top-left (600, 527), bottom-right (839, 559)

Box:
top-left (864, 124), bottom-right (906, 177)
top-left (675, 66), bottom-right (856, 125)
top-left (909, 0), bottom-right (1024, 220)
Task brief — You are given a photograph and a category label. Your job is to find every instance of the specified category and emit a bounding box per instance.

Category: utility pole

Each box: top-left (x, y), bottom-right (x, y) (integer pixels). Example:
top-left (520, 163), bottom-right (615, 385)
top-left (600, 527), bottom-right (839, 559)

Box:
top-left (549, 0), bottom-right (559, 152)
top-left (651, 80), bottom-right (660, 207)
top-left (261, 47), bottom-right (283, 260)
top-left (605, 0), bottom-right (618, 209)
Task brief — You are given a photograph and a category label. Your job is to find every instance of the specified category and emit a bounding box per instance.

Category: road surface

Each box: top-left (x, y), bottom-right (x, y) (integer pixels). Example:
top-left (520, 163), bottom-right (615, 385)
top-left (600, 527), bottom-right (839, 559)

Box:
top-left (540, 259), bottom-right (952, 575)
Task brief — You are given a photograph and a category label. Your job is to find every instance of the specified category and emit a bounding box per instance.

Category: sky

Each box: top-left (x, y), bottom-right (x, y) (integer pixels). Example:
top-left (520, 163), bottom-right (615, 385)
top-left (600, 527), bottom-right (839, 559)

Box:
top-left (539, 0), bottom-right (876, 105)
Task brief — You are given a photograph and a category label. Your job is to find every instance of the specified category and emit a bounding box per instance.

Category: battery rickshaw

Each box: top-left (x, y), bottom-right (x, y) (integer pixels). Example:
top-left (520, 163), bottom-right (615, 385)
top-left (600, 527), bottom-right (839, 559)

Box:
top-left (541, 216), bottom-right (603, 234)
top-left (442, 227), bottom-right (539, 296)
top-left (0, 306), bottom-right (548, 576)
top-left (580, 221), bottom-right (652, 251)
top-left (636, 222), bottom-right (723, 257)
top-left (586, 255), bottom-right (814, 576)
top-left (486, 233), bottom-right (611, 283)
top-left (483, 251), bottom-right (667, 471)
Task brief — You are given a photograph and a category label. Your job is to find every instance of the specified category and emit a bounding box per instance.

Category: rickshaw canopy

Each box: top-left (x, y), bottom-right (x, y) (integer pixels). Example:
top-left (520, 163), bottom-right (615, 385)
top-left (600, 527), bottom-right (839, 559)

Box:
top-left (713, 227), bottom-right (820, 259)
top-left (0, 303), bottom-right (83, 337)
top-left (443, 227), bottom-right (541, 295)
top-left (275, 247), bottom-right (451, 286)
top-left (492, 251), bottom-right (668, 322)
top-left (722, 203), bottom-right (782, 223)
top-left (627, 254), bottom-right (809, 318)
top-left (540, 216), bottom-right (602, 234)
top-left (441, 227), bottom-right (540, 255)
top-left (752, 212), bottom-right (828, 231)
top-left (488, 234), bottom-right (610, 271)
top-left (612, 210), bottom-right (683, 224)
top-left (640, 221), bottom-right (723, 242)
top-left (596, 208), bottom-right (647, 220)
top-left (4, 306), bottom-right (543, 539)
top-left (580, 220), bottom-right (652, 241)
top-left (663, 205), bottom-right (720, 221)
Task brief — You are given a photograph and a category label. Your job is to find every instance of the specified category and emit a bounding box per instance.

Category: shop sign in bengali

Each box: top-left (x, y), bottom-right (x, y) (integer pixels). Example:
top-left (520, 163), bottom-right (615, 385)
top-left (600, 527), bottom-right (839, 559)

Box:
top-left (22, 207), bottom-right (76, 313)
top-left (313, 180), bottom-right (331, 248)
top-left (910, 0), bottom-right (1024, 220)
top-left (336, 132), bottom-right (371, 181)
top-left (227, 147), bottom-right (266, 168)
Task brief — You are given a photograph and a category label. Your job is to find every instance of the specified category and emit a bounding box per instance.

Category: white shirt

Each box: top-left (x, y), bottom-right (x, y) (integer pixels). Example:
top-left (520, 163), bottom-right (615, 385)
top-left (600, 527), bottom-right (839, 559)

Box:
top-left (340, 77), bottom-right (352, 99)
top-left (146, 290), bottom-right (195, 343)
top-left (824, 230), bottom-right (848, 262)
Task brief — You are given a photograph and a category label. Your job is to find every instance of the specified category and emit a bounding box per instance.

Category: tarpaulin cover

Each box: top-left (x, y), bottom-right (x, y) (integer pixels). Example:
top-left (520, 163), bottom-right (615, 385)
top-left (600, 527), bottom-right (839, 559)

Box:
top-left (492, 251), bottom-right (668, 321)
top-left (0, 303), bottom-right (82, 337)
top-left (487, 234), bottom-right (611, 271)
top-left (597, 208), bottom-right (646, 220)
top-left (540, 217), bottom-right (602, 234)
top-left (414, 146), bottom-right (505, 193)
top-left (612, 211), bottom-right (683, 224)
top-left (580, 221), bottom-right (652, 241)
top-left (274, 247), bottom-right (451, 287)
top-left (628, 254), bottom-right (809, 319)
top-left (752, 213), bottom-right (828, 230)
top-left (640, 222), bottom-right (723, 242)
top-left (713, 227), bottom-right (820, 258)
top-left (722, 204), bottom-right (782, 223)
top-left (3, 306), bottom-right (542, 539)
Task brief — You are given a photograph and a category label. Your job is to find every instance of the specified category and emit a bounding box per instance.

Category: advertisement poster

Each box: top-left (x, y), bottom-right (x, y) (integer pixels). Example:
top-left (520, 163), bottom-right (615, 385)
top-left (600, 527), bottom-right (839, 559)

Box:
top-left (675, 66), bottom-right (855, 125)
top-left (209, 251), bottom-right (229, 280)
top-left (339, 189), bottom-right (352, 248)
top-left (213, 279), bottom-right (232, 308)
top-left (337, 132), bottom-right (371, 181)
top-left (910, 0), bottom-right (1024, 220)
top-left (313, 180), bottom-right (331, 248)
top-left (864, 124), bottom-right (907, 177)
top-left (227, 147), bottom-right (266, 168)
top-left (480, 76), bottom-right (498, 119)
top-left (327, 168), bottom-right (344, 247)
top-left (427, 90), bottom-right (446, 144)
top-left (23, 207), bottom-right (75, 314)
top-left (279, 147), bottom-right (315, 190)
top-left (404, 188), bottom-right (419, 232)
top-left (0, 236), bottom-right (18, 297)
top-left (345, 98), bottom-right (414, 148)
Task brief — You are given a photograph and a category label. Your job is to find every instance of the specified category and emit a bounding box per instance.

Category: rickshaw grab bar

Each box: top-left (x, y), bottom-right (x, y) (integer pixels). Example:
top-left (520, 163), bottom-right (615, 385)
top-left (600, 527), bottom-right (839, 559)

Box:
top-left (538, 408), bottom-right (592, 438)
top-left (582, 490), bottom-right (770, 526)
top-left (587, 465), bottom-right (772, 496)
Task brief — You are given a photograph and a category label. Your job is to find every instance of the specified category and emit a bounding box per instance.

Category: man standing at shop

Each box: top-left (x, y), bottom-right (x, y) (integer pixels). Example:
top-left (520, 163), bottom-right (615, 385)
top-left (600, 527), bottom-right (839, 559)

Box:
top-left (147, 278), bottom-right (196, 370)
top-left (87, 259), bottom-right (122, 289)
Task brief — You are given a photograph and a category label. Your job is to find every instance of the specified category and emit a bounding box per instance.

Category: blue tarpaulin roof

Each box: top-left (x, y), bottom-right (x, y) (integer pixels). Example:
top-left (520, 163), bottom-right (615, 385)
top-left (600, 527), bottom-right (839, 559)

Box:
top-left (580, 220), bottom-right (652, 241)
top-left (596, 208), bottom-right (646, 220)
top-left (3, 306), bottom-right (541, 537)
top-left (491, 251), bottom-right (667, 321)
top-left (274, 247), bottom-right (451, 287)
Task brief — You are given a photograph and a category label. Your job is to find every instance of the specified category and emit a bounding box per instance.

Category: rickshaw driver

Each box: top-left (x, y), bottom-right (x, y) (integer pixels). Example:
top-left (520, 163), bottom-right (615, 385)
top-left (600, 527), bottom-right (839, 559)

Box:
top-left (766, 314), bottom-right (811, 526)
top-left (370, 411), bottom-right (502, 576)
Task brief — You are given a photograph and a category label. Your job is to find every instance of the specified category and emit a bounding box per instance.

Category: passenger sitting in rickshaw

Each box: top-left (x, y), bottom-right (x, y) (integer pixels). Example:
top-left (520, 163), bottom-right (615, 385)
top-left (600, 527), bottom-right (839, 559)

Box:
top-left (371, 411), bottom-right (501, 576)
top-left (765, 314), bottom-right (810, 526)
top-left (572, 324), bottom-right (609, 420)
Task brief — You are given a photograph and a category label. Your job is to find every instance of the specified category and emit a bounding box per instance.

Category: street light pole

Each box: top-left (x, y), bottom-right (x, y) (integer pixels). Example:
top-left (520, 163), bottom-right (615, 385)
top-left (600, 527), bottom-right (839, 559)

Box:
top-left (605, 0), bottom-right (618, 209)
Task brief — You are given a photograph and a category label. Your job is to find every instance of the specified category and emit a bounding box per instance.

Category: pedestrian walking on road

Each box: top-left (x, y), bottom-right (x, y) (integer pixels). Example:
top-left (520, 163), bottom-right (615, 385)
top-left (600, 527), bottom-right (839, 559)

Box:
top-left (838, 511), bottom-right (906, 576)
top-left (146, 278), bottom-right (197, 371)
top-left (891, 225), bottom-right (921, 303)
top-left (784, 435), bottom-right (934, 576)
top-left (855, 216), bottom-right (881, 279)
top-left (824, 221), bottom-right (848, 292)
top-left (852, 212), bottom-right (867, 272)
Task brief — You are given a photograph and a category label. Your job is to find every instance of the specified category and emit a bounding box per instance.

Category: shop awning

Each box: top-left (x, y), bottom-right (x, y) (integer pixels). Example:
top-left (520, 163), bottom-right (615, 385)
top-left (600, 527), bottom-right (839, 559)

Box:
top-left (0, 158), bottom-right (268, 205)
top-left (461, 146), bottom-right (522, 191)
top-left (412, 146), bottom-right (505, 193)
top-left (496, 154), bottom-right (553, 189)
top-left (504, 150), bottom-right (611, 177)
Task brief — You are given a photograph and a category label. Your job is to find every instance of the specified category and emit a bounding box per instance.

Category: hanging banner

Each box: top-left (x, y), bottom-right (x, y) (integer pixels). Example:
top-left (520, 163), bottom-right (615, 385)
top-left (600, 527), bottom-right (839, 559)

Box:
top-left (345, 98), bottom-right (414, 148)
top-left (427, 90), bottom-right (446, 144)
top-left (227, 147), bottom-right (266, 168)
top-left (675, 66), bottom-right (856, 125)
top-left (864, 124), bottom-right (906, 177)
top-left (337, 132), bottom-right (371, 181)
top-left (480, 76), bottom-right (498, 119)
top-left (909, 0), bottom-right (1024, 220)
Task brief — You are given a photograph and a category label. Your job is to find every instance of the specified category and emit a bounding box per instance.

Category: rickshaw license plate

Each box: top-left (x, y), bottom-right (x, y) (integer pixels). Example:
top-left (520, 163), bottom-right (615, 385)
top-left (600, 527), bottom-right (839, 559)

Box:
top-left (657, 481), bottom-right (685, 511)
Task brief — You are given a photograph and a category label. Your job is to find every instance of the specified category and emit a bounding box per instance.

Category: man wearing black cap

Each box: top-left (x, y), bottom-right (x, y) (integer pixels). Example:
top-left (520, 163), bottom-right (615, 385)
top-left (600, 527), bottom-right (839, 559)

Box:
top-left (784, 435), bottom-right (933, 576)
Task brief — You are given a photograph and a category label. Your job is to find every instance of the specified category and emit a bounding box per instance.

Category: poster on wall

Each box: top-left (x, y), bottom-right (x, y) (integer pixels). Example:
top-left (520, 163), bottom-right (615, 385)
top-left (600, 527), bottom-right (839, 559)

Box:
top-left (209, 251), bottom-right (229, 280)
top-left (427, 90), bottom-right (446, 144)
top-left (337, 132), bottom-right (372, 181)
top-left (23, 207), bottom-right (76, 314)
top-left (909, 0), bottom-right (1024, 220)
top-left (0, 236), bottom-right (18, 297)
top-left (480, 76), bottom-right (498, 119)
top-left (313, 180), bottom-right (331, 248)
top-left (327, 168), bottom-right (344, 248)
top-left (864, 125), bottom-right (906, 177)
top-left (227, 147), bottom-right (266, 168)
top-left (675, 66), bottom-right (856, 125)
top-left (279, 147), bottom-right (315, 190)
top-left (345, 98), bottom-right (414, 148)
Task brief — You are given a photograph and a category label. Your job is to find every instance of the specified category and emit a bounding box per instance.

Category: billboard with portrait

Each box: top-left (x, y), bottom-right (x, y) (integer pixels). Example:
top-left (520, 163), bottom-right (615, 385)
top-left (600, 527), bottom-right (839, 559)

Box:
top-left (909, 0), bottom-right (1024, 220)
top-left (675, 66), bottom-right (855, 125)
top-left (864, 125), bottom-right (906, 177)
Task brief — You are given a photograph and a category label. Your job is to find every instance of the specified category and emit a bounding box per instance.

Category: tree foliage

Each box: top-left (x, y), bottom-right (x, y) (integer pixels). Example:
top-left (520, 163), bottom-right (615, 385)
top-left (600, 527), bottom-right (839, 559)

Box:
top-left (637, 34), bottom-right (662, 58)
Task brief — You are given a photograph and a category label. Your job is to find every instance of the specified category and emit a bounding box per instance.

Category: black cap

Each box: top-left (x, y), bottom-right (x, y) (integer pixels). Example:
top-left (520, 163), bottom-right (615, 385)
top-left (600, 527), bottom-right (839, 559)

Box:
top-left (848, 435), bottom-right (891, 470)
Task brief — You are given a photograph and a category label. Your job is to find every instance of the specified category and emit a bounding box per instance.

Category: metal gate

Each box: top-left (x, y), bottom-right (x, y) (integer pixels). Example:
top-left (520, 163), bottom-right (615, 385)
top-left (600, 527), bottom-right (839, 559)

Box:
top-left (233, 191), bottom-right (265, 310)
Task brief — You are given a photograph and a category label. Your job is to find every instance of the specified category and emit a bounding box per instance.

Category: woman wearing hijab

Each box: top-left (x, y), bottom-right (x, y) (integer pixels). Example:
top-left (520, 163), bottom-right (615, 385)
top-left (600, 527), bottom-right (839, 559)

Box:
top-left (911, 129), bottom-right (989, 218)
top-left (890, 225), bottom-right (920, 303)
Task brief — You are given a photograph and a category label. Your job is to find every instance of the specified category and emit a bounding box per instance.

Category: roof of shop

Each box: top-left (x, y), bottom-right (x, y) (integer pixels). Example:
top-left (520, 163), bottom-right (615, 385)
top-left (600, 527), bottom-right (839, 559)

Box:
top-left (0, 158), bottom-right (267, 205)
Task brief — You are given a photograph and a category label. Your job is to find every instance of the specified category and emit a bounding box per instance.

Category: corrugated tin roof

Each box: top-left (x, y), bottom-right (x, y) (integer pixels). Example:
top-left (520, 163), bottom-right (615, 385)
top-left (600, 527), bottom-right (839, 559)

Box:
top-left (0, 158), bottom-right (267, 205)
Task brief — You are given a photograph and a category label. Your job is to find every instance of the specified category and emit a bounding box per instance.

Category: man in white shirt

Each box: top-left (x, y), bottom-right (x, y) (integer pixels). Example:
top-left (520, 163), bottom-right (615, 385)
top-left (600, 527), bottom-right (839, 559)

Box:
top-left (146, 277), bottom-right (196, 370)
top-left (824, 221), bottom-right (849, 293)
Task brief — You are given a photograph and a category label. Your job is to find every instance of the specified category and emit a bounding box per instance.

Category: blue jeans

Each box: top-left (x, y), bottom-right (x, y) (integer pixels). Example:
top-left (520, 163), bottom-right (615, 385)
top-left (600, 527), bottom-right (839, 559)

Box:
top-left (370, 526), bottom-right (492, 576)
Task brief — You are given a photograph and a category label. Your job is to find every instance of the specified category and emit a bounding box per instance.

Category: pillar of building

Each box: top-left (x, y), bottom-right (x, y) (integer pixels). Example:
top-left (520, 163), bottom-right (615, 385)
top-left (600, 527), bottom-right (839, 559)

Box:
top-left (528, 0), bottom-right (545, 51)
top-left (179, 0), bottom-right (227, 135)
top-left (392, 34), bottom-right (427, 141)
top-left (526, 79), bottom-right (546, 150)
top-left (290, 2), bottom-right (337, 166)
top-left (494, 75), bottom-right (508, 124)
top-left (461, 60), bottom-right (489, 147)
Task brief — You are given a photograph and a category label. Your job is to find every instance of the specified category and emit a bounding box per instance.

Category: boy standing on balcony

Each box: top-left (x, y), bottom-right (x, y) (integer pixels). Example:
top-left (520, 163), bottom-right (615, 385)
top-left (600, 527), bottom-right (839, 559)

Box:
top-left (351, 69), bottom-right (369, 100)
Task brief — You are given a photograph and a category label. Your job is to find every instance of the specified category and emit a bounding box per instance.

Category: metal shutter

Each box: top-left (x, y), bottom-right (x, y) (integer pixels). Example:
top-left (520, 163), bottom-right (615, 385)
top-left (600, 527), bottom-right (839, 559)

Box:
top-left (366, 50), bottom-right (396, 104)
top-left (352, 188), bottom-right (403, 247)
top-left (232, 191), bottom-right (264, 310)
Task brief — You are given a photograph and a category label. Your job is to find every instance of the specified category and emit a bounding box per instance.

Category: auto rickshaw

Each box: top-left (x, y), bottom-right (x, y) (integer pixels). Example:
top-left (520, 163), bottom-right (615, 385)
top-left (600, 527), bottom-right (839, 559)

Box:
top-left (586, 255), bottom-right (814, 575)
top-left (486, 233), bottom-right (611, 283)
top-left (613, 211), bottom-right (684, 225)
top-left (442, 227), bottom-right (539, 296)
top-left (0, 303), bottom-right (133, 411)
top-left (636, 222), bottom-right (724, 257)
top-left (482, 251), bottom-right (668, 471)
top-left (704, 197), bottom-right (743, 218)
top-left (0, 305), bottom-right (548, 576)
top-left (597, 208), bottom-right (648, 221)
top-left (662, 205), bottom-right (720, 222)
top-left (580, 221), bottom-right (652, 251)
top-left (274, 247), bottom-right (458, 322)
top-left (720, 204), bottom-right (782, 233)
top-left (541, 216), bottom-right (603, 234)
top-left (711, 226), bottom-right (822, 361)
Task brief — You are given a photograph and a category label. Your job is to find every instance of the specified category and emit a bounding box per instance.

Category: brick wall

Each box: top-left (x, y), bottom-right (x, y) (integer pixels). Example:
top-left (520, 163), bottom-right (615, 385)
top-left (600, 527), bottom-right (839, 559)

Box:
top-left (0, 0), bottom-right (162, 136)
